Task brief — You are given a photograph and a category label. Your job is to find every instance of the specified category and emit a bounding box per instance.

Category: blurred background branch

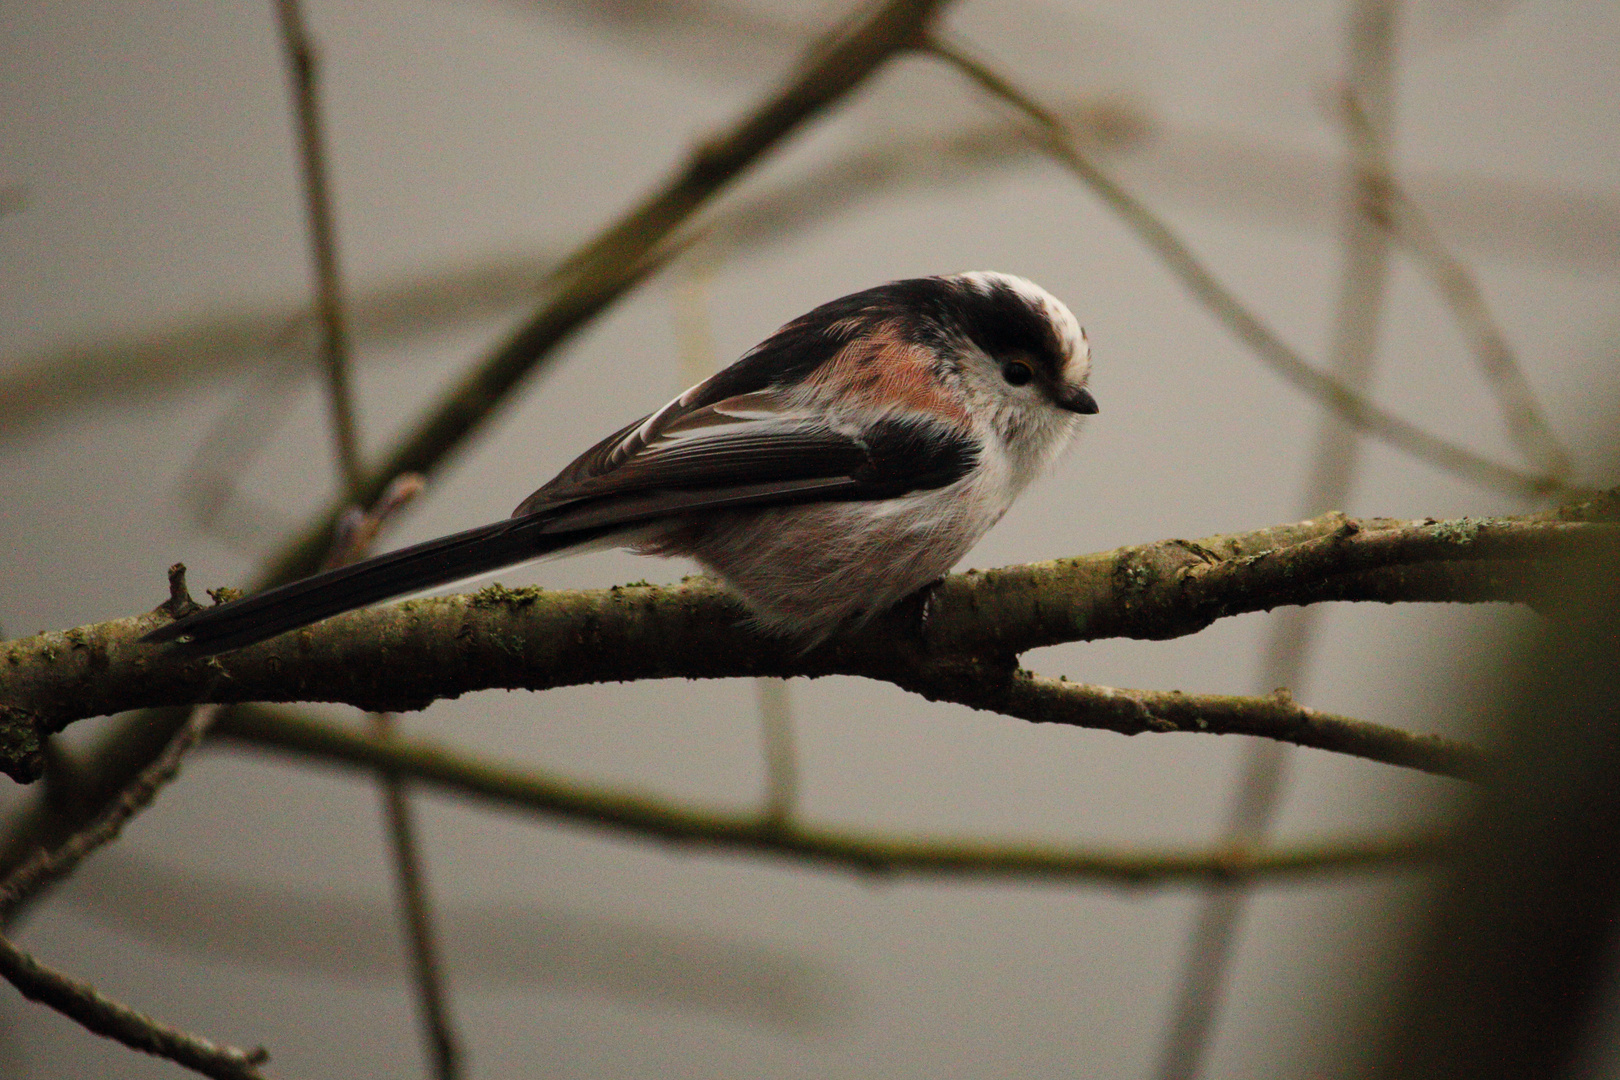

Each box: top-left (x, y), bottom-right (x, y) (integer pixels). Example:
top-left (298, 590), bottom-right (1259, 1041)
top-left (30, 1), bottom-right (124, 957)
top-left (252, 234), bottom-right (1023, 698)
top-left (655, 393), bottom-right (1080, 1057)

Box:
top-left (1158, 4), bottom-right (1400, 1074)
top-left (275, 0), bottom-right (460, 1066)
top-left (0, 704), bottom-right (267, 1077)
top-left (213, 704), bottom-right (1450, 885)
top-left (926, 31), bottom-right (1567, 498)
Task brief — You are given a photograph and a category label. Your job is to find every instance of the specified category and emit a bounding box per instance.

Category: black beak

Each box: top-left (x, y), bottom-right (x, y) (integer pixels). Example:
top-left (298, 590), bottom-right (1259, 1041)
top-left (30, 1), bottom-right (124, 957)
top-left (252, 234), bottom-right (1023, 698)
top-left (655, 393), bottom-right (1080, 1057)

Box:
top-left (1058, 385), bottom-right (1099, 414)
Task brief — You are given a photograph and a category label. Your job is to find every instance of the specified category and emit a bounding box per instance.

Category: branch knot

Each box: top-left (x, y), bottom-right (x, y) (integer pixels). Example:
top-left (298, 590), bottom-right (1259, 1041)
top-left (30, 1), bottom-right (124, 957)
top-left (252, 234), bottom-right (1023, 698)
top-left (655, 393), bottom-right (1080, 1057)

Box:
top-left (158, 564), bottom-right (202, 622)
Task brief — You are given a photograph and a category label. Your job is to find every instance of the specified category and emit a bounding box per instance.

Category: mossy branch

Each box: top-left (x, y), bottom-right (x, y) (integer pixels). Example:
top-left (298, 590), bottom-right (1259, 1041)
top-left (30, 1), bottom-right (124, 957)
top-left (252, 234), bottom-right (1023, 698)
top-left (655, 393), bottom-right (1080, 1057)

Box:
top-left (7, 507), bottom-right (1614, 783)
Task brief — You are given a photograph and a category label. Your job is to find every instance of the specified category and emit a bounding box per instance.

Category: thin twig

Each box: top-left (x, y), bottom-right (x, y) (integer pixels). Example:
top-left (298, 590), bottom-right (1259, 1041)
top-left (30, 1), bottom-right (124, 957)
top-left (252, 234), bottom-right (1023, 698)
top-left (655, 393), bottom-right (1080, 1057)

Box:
top-left (323, 479), bottom-right (460, 1079)
top-left (372, 715), bottom-right (460, 1079)
top-left (1391, 196), bottom-right (1572, 479)
top-left (0, 703), bottom-right (224, 918)
top-left (320, 473), bottom-right (426, 572)
top-left (0, 934), bottom-right (269, 1080)
top-left (1338, 94), bottom-right (1574, 482)
top-left (1157, 5), bottom-right (1401, 1076)
top-left (214, 705), bottom-right (1451, 884)
top-left (0, 703), bottom-right (271, 1078)
top-left (273, 0), bottom-right (363, 494)
top-left (276, 0), bottom-right (456, 1062)
top-left (923, 34), bottom-right (1567, 499)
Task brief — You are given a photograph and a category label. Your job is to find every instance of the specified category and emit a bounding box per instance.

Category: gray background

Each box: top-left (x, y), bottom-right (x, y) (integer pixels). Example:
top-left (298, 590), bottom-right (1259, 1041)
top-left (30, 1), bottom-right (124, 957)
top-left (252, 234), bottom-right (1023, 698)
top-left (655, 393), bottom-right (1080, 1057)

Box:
top-left (2, 0), bottom-right (1618, 1076)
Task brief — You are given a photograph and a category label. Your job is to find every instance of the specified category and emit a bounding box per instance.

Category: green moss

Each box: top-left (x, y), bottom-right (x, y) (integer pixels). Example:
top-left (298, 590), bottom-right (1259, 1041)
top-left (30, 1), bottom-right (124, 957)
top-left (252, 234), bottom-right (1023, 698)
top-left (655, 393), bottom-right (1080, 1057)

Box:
top-left (470, 583), bottom-right (543, 608)
top-left (1430, 517), bottom-right (1483, 545)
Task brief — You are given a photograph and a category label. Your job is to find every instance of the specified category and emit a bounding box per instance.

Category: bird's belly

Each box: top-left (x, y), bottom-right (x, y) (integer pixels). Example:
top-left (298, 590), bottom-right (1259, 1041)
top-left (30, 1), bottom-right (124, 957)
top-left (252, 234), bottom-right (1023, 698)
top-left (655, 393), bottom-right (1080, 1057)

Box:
top-left (641, 484), bottom-right (1008, 642)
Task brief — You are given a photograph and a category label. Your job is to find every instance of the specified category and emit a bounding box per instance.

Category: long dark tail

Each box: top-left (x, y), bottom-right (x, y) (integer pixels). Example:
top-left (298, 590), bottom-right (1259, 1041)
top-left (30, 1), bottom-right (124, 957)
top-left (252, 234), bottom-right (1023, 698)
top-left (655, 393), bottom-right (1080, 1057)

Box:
top-left (142, 515), bottom-right (590, 656)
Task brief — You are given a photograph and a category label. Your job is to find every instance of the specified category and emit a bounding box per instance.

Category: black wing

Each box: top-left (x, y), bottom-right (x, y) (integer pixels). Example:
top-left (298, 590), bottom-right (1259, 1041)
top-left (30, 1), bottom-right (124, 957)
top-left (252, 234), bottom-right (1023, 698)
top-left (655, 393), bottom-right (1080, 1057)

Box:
top-left (513, 384), bottom-right (977, 523)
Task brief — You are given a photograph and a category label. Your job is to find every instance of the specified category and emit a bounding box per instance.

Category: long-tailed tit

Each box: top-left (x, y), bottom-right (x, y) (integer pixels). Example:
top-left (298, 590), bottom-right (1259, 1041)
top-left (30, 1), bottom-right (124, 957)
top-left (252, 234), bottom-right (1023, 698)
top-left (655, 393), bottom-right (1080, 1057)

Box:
top-left (144, 272), bottom-right (1096, 655)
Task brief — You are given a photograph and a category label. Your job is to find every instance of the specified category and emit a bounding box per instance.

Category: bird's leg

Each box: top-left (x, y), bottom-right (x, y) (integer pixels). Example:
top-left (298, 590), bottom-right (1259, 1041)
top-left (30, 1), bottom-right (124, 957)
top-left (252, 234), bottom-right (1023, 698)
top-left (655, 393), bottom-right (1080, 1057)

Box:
top-left (913, 576), bottom-right (947, 642)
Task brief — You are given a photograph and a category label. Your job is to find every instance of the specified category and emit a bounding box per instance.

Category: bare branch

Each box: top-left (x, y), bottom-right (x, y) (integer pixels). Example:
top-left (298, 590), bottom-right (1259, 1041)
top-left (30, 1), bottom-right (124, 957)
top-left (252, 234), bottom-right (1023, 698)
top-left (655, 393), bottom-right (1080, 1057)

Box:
top-left (0, 702), bottom-right (270, 1078)
top-left (991, 677), bottom-right (1481, 781)
top-left (214, 706), bottom-right (1451, 884)
top-left (1160, 4), bottom-right (1403, 1069)
top-left (924, 35), bottom-right (1570, 499)
top-left (320, 480), bottom-right (459, 1078)
top-left (1339, 94), bottom-right (1575, 483)
top-left (0, 936), bottom-right (270, 1080)
top-left (372, 714), bottom-right (460, 1080)
top-left (273, 0), bottom-right (362, 494)
top-left (0, 703), bottom-right (223, 917)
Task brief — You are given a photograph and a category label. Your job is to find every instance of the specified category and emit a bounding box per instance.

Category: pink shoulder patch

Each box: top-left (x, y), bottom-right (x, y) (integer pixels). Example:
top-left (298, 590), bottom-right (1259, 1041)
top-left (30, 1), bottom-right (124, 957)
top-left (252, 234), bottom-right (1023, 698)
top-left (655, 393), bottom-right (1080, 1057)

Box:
top-left (805, 322), bottom-right (970, 423)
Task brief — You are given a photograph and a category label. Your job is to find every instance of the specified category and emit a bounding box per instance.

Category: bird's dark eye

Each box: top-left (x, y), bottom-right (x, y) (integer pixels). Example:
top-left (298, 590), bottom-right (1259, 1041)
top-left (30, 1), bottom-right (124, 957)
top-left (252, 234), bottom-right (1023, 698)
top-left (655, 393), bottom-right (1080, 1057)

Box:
top-left (1000, 360), bottom-right (1034, 387)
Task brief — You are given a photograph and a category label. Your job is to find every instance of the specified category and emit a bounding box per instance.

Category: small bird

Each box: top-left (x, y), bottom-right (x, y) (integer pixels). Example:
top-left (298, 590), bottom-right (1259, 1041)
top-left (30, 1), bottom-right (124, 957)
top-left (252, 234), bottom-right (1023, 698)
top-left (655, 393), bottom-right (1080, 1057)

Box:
top-left (144, 272), bottom-right (1096, 655)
